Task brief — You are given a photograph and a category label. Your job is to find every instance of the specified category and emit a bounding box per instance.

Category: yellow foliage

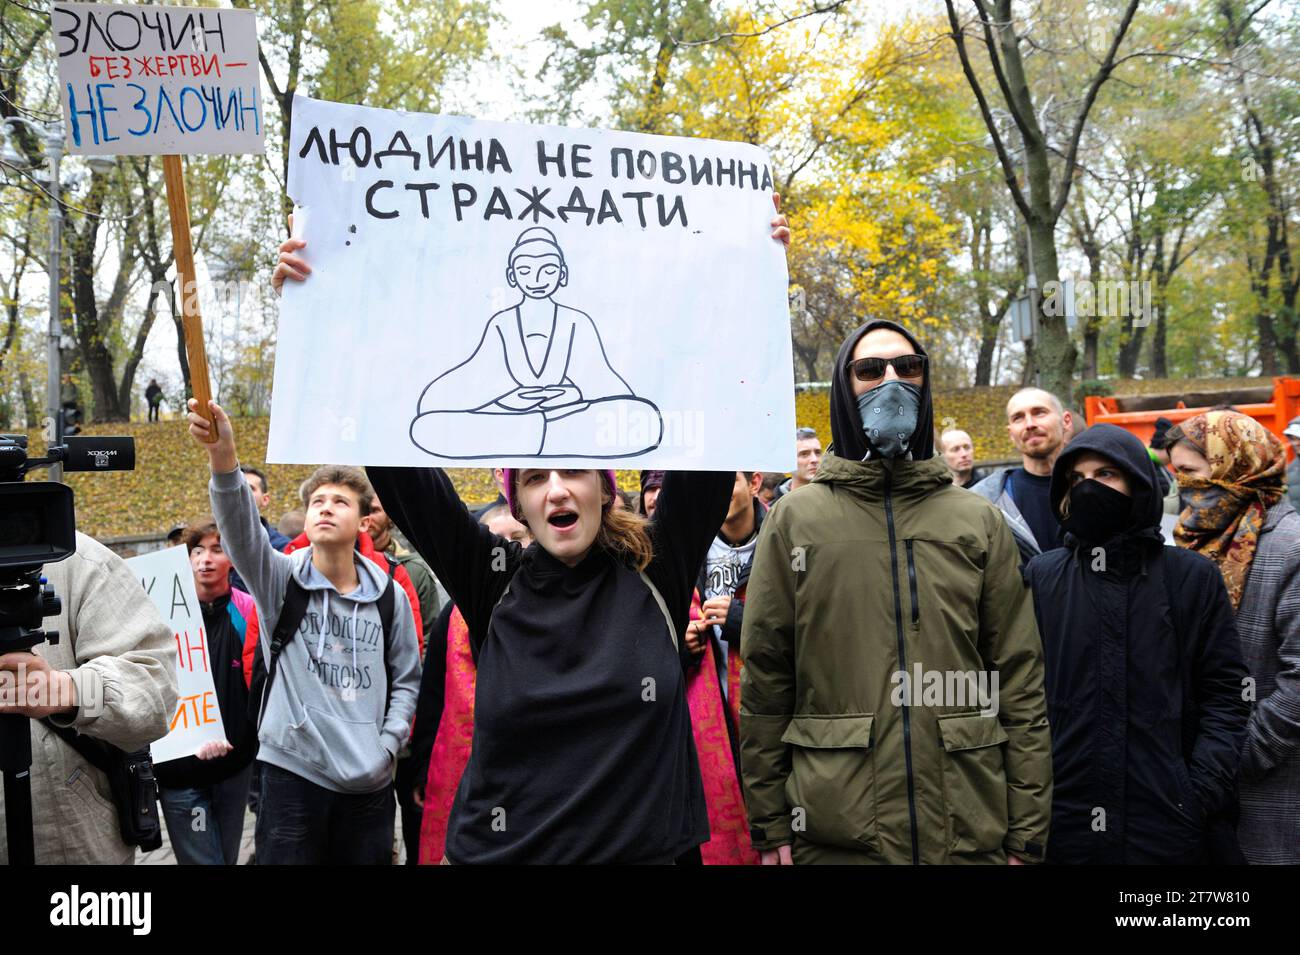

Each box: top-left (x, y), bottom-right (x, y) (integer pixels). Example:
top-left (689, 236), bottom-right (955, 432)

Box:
top-left (642, 10), bottom-right (960, 350)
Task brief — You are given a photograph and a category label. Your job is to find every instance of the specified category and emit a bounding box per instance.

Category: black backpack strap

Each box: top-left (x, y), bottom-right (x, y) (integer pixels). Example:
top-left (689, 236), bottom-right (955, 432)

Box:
top-left (271, 576), bottom-right (313, 656)
top-left (378, 559), bottom-right (398, 710)
top-left (40, 719), bottom-right (163, 850)
top-left (255, 576), bottom-right (312, 730)
top-left (378, 566), bottom-right (397, 638)
top-left (41, 718), bottom-right (112, 773)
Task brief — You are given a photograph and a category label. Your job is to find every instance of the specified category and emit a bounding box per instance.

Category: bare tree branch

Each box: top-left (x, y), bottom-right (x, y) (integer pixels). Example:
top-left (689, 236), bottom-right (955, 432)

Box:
top-left (974, 0), bottom-right (1041, 147)
top-left (1050, 0), bottom-right (1141, 221)
top-left (672, 0), bottom-right (852, 47)
top-left (943, 0), bottom-right (1031, 220)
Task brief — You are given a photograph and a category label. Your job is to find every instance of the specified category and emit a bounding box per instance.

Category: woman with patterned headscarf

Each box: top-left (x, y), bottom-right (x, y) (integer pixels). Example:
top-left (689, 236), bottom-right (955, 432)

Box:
top-left (1167, 410), bottom-right (1300, 864)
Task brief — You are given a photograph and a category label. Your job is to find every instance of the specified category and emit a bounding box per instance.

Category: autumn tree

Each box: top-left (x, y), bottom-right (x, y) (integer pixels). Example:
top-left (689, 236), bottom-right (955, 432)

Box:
top-left (942, 0), bottom-right (1143, 398)
top-left (233, 0), bottom-right (495, 223)
top-left (1215, 0), bottom-right (1300, 373)
top-left (540, 5), bottom-right (960, 380)
top-left (536, 0), bottom-right (718, 129)
top-left (1, 1), bottom-right (494, 422)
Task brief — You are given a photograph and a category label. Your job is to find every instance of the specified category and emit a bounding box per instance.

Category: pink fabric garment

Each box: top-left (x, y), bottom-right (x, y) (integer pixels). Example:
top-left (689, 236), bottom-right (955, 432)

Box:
top-left (230, 587), bottom-right (255, 623)
top-left (417, 606), bottom-right (477, 865)
top-left (684, 591), bottom-right (758, 865)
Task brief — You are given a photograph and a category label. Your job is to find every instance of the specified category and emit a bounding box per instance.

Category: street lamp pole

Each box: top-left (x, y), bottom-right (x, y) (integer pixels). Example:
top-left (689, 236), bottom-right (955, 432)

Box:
top-left (5, 117), bottom-right (116, 476)
top-left (45, 129), bottom-right (63, 482)
top-left (5, 116), bottom-right (67, 480)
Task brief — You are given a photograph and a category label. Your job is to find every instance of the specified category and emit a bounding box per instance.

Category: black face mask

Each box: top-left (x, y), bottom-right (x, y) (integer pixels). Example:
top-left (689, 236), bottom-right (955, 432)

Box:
top-left (1061, 478), bottom-right (1133, 543)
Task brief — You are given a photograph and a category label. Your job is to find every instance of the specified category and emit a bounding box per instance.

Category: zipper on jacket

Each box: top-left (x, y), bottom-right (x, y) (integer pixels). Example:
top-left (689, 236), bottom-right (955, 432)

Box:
top-left (905, 539), bottom-right (919, 625)
top-left (884, 466), bottom-right (921, 865)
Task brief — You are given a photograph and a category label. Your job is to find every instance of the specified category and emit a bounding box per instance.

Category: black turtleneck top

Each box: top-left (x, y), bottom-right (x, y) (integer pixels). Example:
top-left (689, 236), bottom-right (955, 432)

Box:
top-left (366, 466), bottom-right (732, 864)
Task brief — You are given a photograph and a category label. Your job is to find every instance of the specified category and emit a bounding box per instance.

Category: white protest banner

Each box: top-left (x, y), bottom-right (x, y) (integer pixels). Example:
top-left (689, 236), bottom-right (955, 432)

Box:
top-left (51, 2), bottom-right (263, 437)
top-left (126, 546), bottom-right (225, 763)
top-left (268, 94), bottom-right (796, 471)
top-left (52, 2), bottom-right (263, 156)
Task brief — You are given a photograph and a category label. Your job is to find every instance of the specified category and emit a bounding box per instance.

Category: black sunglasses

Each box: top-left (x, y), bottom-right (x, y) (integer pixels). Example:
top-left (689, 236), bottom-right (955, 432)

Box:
top-left (847, 354), bottom-right (927, 382)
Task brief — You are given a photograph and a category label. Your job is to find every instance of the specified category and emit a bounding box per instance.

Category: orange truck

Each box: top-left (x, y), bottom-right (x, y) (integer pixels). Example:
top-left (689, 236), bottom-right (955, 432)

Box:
top-left (1085, 376), bottom-right (1300, 462)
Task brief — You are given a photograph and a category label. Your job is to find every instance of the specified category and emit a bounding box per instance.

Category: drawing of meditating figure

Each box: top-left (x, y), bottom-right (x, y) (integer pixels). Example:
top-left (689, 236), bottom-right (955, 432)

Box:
top-left (410, 227), bottom-right (664, 460)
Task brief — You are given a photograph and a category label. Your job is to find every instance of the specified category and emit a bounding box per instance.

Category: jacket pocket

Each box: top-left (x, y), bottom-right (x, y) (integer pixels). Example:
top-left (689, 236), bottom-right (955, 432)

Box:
top-left (65, 766), bottom-right (121, 847)
top-left (781, 714), bottom-right (877, 852)
top-left (905, 539), bottom-right (919, 625)
top-left (1171, 756), bottom-right (1206, 824)
top-left (68, 766), bottom-right (116, 815)
top-left (937, 712), bottom-right (1009, 855)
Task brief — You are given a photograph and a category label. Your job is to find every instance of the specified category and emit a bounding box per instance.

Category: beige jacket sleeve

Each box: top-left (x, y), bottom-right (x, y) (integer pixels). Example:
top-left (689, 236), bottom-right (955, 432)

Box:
top-left (43, 533), bottom-right (178, 752)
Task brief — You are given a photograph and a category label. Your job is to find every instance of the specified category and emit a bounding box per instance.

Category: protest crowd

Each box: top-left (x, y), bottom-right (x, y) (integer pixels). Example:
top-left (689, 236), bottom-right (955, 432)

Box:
top-left (2, 194), bottom-right (1296, 868)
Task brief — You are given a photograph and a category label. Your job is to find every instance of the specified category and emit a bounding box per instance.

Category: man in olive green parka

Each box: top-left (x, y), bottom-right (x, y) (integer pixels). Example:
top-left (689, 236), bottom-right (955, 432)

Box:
top-left (740, 320), bottom-right (1052, 864)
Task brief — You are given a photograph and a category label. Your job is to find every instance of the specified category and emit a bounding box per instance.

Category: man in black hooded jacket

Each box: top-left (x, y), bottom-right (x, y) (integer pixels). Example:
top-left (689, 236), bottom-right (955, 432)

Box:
top-left (1024, 423), bottom-right (1250, 864)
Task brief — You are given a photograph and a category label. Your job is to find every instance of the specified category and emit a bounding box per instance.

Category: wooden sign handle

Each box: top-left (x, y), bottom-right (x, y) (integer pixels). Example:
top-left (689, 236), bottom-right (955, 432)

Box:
top-left (162, 154), bottom-right (216, 441)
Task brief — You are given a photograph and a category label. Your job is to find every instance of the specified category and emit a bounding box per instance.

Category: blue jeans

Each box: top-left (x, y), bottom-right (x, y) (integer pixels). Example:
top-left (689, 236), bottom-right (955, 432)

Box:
top-left (254, 762), bottom-right (394, 865)
top-left (159, 763), bottom-right (254, 865)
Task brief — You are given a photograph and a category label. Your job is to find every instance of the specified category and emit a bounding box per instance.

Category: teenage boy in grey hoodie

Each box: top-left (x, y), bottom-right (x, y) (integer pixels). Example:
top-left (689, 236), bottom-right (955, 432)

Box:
top-left (188, 398), bottom-right (421, 864)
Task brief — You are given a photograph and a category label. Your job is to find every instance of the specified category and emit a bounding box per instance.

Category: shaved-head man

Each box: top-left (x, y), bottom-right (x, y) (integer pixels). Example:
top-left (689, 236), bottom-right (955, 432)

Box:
top-left (970, 388), bottom-right (1076, 563)
top-left (938, 428), bottom-right (981, 488)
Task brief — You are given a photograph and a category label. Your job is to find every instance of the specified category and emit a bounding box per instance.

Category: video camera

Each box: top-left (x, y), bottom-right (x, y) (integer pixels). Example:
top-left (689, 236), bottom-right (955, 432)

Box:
top-left (0, 432), bottom-right (134, 567)
top-left (0, 433), bottom-right (137, 641)
top-left (0, 432), bottom-right (135, 641)
top-left (1, 432), bottom-right (134, 864)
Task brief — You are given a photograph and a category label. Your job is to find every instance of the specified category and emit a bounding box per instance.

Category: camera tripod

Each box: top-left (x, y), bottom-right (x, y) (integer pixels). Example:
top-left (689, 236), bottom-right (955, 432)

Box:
top-left (0, 570), bottom-right (61, 866)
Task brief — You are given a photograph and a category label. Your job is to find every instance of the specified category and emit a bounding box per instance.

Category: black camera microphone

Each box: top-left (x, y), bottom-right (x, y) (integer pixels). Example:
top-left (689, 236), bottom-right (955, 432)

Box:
top-left (61, 436), bottom-right (136, 472)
